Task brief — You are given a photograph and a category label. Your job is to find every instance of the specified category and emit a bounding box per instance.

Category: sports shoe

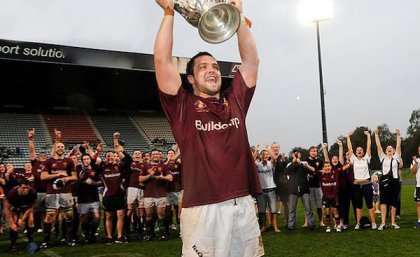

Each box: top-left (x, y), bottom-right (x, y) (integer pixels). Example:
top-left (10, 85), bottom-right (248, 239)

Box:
top-left (37, 229), bottom-right (43, 233)
top-left (336, 226), bottom-right (341, 232)
top-left (354, 224), bottom-right (360, 230)
top-left (375, 210), bottom-right (381, 214)
top-left (169, 224), bottom-right (177, 230)
top-left (414, 221), bottom-right (420, 229)
top-left (371, 223), bottom-right (377, 229)
top-left (104, 238), bottom-right (113, 245)
top-left (114, 237), bottom-right (127, 244)
top-left (27, 242), bottom-right (39, 254)
top-left (325, 227), bottom-right (331, 233)
top-left (378, 223), bottom-right (386, 231)
top-left (341, 224), bottom-right (348, 230)
top-left (391, 223), bottom-right (400, 229)
top-left (67, 241), bottom-right (77, 247)
top-left (319, 222), bottom-right (326, 227)
top-left (40, 242), bottom-right (49, 249)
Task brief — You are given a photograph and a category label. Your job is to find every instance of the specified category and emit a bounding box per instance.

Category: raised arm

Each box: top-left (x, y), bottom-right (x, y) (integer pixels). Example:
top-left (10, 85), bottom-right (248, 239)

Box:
top-left (365, 130), bottom-right (371, 157)
top-left (154, 0), bottom-right (182, 95)
top-left (28, 128), bottom-right (36, 161)
top-left (252, 144), bottom-right (259, 162)
top-left (396, 129), bottom-right (401, 158)
top-left (230, 0), bottom-right (259, 88)
top-left (322, 143), bottom-right (330, 163)
top-left (346, 132), bottom-right (353, 156)
top-left (373, 128), bottom-right (384, 157)
top-left (338, 140), bottom-right (344, 165)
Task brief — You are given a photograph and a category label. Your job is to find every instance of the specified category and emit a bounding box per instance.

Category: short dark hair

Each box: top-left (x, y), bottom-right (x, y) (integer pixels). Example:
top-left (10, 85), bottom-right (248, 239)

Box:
top-left (186, 51), bottom-right (214, 77)
top-left (18, 178), bottom-right (30, 186)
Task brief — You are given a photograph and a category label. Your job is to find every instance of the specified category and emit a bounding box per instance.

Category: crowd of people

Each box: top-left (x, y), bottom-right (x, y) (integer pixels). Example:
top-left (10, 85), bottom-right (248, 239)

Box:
top-left (1, 127), bottom-right (419, 253)
top-left (253, 129), bottom-right (420, 234)
top-left (0, 129), bottom-right (182, 252)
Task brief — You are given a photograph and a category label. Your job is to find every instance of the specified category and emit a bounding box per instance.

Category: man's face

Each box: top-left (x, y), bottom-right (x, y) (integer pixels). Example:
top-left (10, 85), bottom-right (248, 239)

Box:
top-left (271, 143), bottom-right (279, 155)
top-left (24, 163), bottom-right (32, 173)
top-left (293, 151), bottom-right (301, 159)
top-left (70, 155), bottom-right (78, 165)
top-left (105, 152), bottom-right (115, 164)
top-left (151, 151), bottom-right (160, 162)
top-left (143, 153), bottom-right (150, 163)
top-left (133, 150), bottom-right (142, 161)
top-left (39, 153), bottom-right (47, 162)
top-left (82, 155), bottom-right (91, 167)
top-left (309, 148), bottom-right (317, 158)
top-left (19, 185), bottom-right (31, 196)
top-left (188, 55), bottom-right (222, 97)
top-left (0, 164), bottom-right (5, 173)
top-left (113, 153), bottom-right (120, 163)
top-left (55, 143), bottom-right (65, 156)
top-left (167, 150), bottom-right (175, 159)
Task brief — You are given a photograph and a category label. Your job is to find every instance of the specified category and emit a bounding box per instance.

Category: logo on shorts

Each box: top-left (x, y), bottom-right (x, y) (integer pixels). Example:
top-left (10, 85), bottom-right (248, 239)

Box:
top-left (192, 245), bottom-right (204, 257)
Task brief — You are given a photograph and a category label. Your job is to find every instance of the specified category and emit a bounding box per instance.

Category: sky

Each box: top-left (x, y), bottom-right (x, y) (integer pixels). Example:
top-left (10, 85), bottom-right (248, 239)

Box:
top-left (0, 0), bottom-right (419, 153)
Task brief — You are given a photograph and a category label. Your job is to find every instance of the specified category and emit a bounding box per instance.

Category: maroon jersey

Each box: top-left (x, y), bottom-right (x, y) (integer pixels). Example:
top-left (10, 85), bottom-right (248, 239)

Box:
top-left (43, 157), bottom-right (75, 194)
top-left (127, 161), bottom-right (145, 188)
top-left (166, 160), bottom-right (182, 192)
top-left (142, 162), bottom-right (170, 198)
top-left (31, 160), bottom-right (47, 193)
top-left (317, 170), bottom-right (339, 200)
top-left (159, 71), bottom-right (262, 208)
top-left (6, 186), bottom-right (37, 210)
top-left (76, 164), bottom-right (100, 203)
top-left (98, 163), bottom-right (125, 197)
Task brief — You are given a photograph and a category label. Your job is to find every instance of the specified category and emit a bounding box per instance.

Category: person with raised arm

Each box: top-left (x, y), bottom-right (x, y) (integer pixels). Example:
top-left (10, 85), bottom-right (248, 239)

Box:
top-left (154, 0), bottom-right (262, 255)
top-left (347, 131), bottom-right (376, 230)
top-left (374, 128), bottom-right (402, 230)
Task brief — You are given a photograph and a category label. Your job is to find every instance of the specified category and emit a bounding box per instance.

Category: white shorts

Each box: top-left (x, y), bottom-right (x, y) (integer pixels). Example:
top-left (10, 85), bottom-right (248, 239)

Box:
top-left (45, 193), bottom-right (74, 211)
top-left (144, 197), bottom-right (167, 209)
top-left (181, 195), bottom-right (264, 257)
top-left (77, 201), bottom-right (100, 215)
top-left (127, 187), bottom-right (144, 207)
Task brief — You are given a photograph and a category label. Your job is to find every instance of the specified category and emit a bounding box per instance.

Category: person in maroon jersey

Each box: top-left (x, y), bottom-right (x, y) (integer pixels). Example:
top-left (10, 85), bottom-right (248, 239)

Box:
top-left (321, 142), bottom-right (351, 232)
top-left (139, 149), bottom-right (173, 241)
top-left (164, 147), bottom-right (181, 234)
top-left (28, 128), bottom-right (48, 233)
top-left (125, 149), bottom-right (146, 241)
top-left (40, 142), bottom-right (77, 248)
top-left (154, 0), bottom-right (262, 255)
top-left (76, 153), bottom-right (102, 243)
top-left (142, 152), bottom-right (150, 164)
top-left (5, 179), bottom-right (37, 252)
top-left (96, 132), bottom-right (132, 244)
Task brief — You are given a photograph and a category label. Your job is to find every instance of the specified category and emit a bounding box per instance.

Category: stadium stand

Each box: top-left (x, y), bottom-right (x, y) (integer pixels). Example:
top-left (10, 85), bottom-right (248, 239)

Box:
top-left (0, 112), bottom-right (52, 167)
top-left (43, 114), bottom-right (101, 145)
top-left (132, 112), bottom-right (176, 145)
top-left (90, 114), bottom-right (149, 153)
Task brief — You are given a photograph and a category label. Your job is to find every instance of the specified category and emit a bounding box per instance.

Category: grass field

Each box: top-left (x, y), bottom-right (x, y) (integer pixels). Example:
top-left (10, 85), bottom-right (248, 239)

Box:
top-left (1, 184), bottom-right (419, 257)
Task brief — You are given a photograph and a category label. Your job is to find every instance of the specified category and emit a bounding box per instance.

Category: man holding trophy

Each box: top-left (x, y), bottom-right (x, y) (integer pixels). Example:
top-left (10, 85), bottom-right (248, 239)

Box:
top-left (154, 0), bottom-right (263, 256)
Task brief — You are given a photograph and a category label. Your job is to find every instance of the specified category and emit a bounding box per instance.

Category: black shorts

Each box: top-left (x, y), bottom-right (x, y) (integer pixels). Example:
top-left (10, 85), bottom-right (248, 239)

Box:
top-left (102, 195), bottom-right (125, 212)
top-left (322, 197), bottom-right (338, 208)
top-left (379, 180), bottom-right (400, 207)
top-left (415, 187), bottom-right (420, 202)
top-left (352, 183), bottom-right (373, 209)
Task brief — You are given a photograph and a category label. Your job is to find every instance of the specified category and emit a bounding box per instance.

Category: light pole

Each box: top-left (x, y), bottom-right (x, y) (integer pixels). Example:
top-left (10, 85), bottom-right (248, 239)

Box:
top-left (315, 20), bottom-right (328, 145)
top-left (298, 0), bottom-right (333, 145)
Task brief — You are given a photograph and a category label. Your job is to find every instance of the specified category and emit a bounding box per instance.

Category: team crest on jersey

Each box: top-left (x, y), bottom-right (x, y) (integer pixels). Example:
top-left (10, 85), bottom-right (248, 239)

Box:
top-left (223, 98), bottom-right (229, 108)
top-left (316, 162), bottom-right (320, 167)
top-left (194, 100), bottom-right (208, 112)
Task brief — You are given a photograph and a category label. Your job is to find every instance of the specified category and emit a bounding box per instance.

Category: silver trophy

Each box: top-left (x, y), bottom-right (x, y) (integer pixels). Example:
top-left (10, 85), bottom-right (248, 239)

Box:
top-left (174, 0), bottom-right (241, 44)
